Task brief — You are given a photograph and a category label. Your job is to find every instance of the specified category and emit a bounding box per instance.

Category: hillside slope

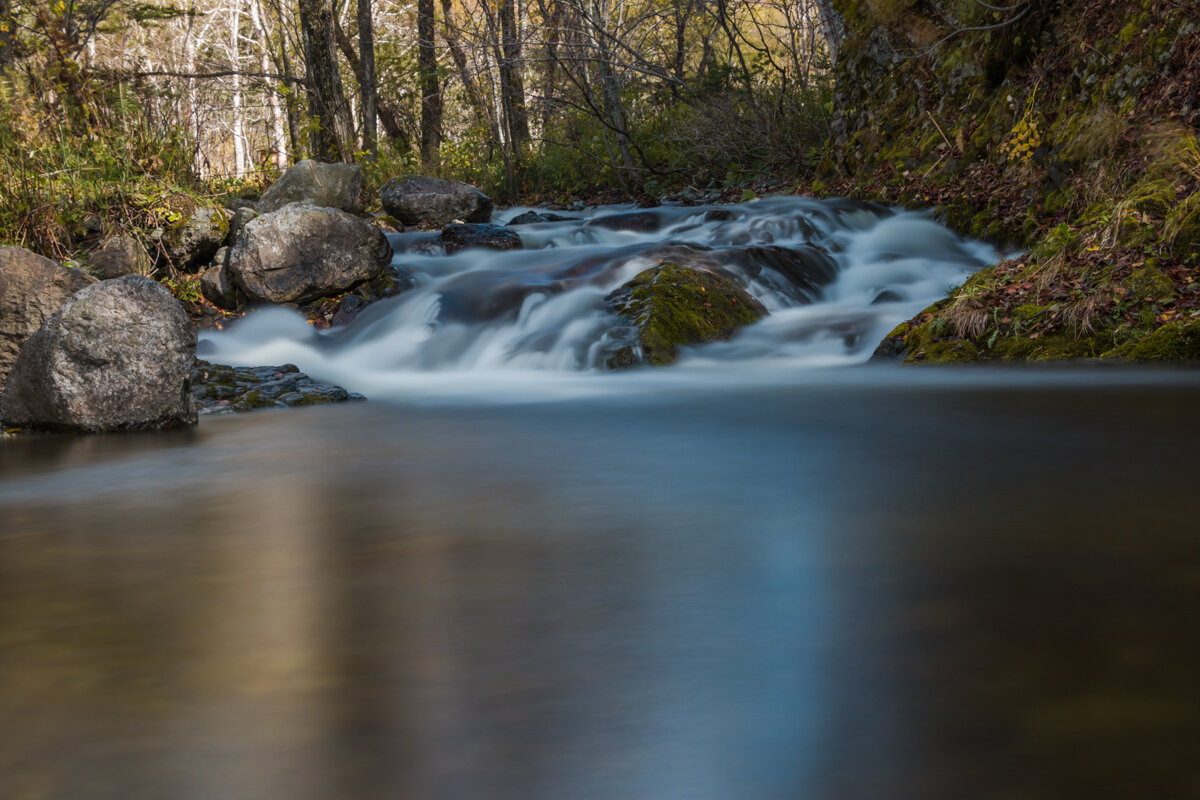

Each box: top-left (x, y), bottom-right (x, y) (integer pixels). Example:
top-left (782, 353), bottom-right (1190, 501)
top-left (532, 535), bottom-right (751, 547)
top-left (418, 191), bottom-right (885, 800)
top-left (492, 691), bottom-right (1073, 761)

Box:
top-left (823, 0), bottom-right (1200, 361)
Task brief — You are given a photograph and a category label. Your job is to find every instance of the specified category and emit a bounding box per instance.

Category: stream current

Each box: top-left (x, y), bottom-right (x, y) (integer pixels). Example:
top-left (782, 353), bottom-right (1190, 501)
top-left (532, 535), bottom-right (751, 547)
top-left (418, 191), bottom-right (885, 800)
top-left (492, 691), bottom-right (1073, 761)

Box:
top-left (4, 198), bottom-right (1200, 799)
top-left (198, 197), bottom-right (999, 400)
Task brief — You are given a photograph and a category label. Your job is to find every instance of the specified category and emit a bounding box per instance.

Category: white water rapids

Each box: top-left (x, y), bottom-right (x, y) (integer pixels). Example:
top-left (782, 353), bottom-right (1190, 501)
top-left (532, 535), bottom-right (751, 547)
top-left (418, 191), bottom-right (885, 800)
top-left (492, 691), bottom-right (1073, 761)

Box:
top-left (199, 197), bottom-right (1000, 401)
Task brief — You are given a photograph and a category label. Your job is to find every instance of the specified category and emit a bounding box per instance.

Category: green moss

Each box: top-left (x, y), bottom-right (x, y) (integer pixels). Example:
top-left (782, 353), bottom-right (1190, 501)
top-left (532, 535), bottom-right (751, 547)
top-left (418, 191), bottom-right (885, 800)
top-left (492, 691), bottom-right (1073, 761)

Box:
top-left (990, 331), bottom-right (1100, 360)
top-left (1044, 184), bottom-right (1078, 214)
top-left (1168, 205), bottom-right (1200, 263)
top-left (605, 262), bottom-right (769, 367)
top-left (910, 339), bottom-right (979, 363)
top-left (1104, 320), bottom-right (1200, 360)
top-left (1125, 178), bottom-right (1176, 218)
top-left (1125, 265), bottom-right (1176, 302)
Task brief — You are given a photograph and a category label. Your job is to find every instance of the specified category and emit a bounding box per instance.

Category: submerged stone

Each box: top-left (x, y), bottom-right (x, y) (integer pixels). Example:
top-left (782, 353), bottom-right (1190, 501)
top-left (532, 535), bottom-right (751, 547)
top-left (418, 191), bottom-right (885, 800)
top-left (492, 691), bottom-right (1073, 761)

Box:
top-left (439, 223), bottom-right (522, 254)
top-left (191, 360), bottom-right (366, 414)
top-left (603, 262), bottom-right (768, 367)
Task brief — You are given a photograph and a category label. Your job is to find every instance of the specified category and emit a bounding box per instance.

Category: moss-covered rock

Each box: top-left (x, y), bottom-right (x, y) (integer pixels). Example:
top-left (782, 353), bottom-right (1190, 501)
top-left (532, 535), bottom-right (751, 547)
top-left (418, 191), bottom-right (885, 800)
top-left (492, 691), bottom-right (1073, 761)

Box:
top-left (164, 206), bottom-right (232, 272)
top-left (1169, 206), bottom-right (1200, 263)
top-left (603, 262), bottom-right (768, 367)
top-left (1125, 265), bottom-right (1176, 302)
top-left (1102, 320), bottom-right (1200, 360)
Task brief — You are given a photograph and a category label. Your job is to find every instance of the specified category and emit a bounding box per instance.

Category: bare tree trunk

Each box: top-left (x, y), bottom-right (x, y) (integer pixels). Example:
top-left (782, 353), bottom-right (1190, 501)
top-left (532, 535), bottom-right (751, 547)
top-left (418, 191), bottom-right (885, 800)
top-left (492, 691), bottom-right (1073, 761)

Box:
top-left (498, 0), bottom-right (529, 147)
top-left (417, 0), bottom-right (442, 169)
top-left (333, 17), bottom-right (411, 152)
top-left (587, 0), bottom-right (640, 190)
top-left (440, 0), bottom-right (499, 147)
top-left (298, 0), bottom-right (354, 162)
top-left (248, 0), bottom-right (288, 168)
top-left (811, 0), bottom-right (843, 64)
top-left (229, 0), bottom-right (247, 177)
top-left (538, 0), bottom-right (562, 134)
top-left (357, 0), bottom-right (377, 159)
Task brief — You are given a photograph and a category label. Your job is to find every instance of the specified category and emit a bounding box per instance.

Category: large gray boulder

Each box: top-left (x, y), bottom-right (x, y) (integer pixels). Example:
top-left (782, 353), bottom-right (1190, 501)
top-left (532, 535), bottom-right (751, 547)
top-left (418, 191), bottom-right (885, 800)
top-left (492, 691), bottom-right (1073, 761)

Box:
top-left (1, 275), bottom-right (197, 432)
top-left (380, 175), bottom-right (492, 226)
top-left (90, 235), bottom-right (153, 279)
top-left (0, 246), bottom-right (97, 392)
top-left (164, 206), bottom-right (231, 271)
top-left (227, 204), bottom-right (393, 304)
top-left (256, 159), bottom-right (364, 215)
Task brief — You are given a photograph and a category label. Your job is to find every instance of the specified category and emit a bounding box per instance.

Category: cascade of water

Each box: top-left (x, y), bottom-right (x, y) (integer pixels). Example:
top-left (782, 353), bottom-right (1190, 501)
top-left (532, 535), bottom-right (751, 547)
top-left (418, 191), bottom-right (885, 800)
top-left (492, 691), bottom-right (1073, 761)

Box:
top-left (199, 197), bottom-right (999, 398)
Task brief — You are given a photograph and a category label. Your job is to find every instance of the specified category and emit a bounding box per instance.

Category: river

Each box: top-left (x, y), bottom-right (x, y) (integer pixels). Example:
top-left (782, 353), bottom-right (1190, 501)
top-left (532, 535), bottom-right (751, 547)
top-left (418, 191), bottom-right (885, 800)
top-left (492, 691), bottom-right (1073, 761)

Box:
top-left (2, 199), bottom-right (1199, 799)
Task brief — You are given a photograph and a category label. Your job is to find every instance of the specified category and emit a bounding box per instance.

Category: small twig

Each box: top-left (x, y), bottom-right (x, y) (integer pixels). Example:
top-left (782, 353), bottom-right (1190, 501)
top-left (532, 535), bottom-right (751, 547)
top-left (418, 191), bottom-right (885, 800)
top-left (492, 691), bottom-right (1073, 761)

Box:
top-left (926, 110), bottom-right (955, 151)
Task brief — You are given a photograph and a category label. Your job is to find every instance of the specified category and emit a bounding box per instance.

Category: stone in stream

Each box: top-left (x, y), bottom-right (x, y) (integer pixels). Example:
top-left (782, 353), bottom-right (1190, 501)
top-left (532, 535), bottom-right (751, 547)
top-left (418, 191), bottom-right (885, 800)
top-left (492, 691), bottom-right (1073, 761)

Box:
top-left (1, 275), bottom-right (197, 432)
top-left (506, 210), bottom-right (579, 225)
top-left (0, 246), bottom-right (97, 393)
top-left (587, 211), bottom-right (662, 233)
top-left (439, 223), bottom-right (522, 254)
top-left (602, 261), bottom-right (768, 368)
top-left (256, 160), bottom-right (364, 215)
top-left (227, 204), bottom-right (393, 304)
top-left (379, 175), bottom-right (493, 226)
top-left (191, 361), bottom-right (365, 414)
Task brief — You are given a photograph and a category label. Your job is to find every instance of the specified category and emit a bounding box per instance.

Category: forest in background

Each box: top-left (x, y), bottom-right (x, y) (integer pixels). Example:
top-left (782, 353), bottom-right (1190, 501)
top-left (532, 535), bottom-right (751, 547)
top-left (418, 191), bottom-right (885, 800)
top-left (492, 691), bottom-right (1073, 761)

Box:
top-left (3, 0), bottom-right (1200, 361)
top-left (0, 0), bottom-right (836, 253)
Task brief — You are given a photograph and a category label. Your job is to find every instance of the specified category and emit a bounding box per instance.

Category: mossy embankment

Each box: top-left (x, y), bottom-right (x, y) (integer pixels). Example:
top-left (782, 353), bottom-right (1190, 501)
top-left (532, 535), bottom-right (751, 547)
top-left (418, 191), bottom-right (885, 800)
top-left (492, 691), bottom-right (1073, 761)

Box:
top-left (821, 0), bottom-right (1200, 362)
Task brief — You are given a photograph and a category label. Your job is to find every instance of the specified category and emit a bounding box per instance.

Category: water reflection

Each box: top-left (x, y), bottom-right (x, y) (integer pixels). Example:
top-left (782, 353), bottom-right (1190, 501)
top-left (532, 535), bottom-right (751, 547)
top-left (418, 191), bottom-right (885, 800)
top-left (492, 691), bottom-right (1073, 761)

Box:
top-left (3, 368), bottom-right (1200, 799)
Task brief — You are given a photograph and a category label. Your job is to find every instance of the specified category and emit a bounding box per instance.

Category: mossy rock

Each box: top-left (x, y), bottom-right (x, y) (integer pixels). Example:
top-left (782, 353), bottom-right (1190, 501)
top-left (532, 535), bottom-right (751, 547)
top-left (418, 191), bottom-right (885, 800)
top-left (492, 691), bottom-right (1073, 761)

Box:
top-left (1103, 320), bottom-right (1200, 360)
top-left (909, 339), bottom-right (980, 363)
top-left (1125, 178), bottom-right (1176, 218)
top-left (603, 262), bottom-right (768, 367)
top-left (989, 331), bottom-right (1101, 360)
top-left (164, 206), bottom-right (232, 272)
top-left (1124, 265), bottom-right (1176, 302)
top-left (1169, 206), bottom-right (1200, 263)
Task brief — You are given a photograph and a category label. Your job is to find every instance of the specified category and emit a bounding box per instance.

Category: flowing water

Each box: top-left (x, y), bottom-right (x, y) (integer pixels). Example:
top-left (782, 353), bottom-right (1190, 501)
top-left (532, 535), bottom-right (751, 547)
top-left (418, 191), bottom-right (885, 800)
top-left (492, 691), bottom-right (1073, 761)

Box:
top-left (4, 199), bottom-right (1200, 800)
top-left (197, 198), bottom-right (998, 400)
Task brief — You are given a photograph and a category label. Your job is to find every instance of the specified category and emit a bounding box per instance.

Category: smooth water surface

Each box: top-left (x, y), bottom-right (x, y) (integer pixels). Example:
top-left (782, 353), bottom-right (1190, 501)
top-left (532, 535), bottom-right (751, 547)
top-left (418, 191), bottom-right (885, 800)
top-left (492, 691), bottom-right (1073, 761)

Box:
top-left (3, 367), bottom-right (1200, 800)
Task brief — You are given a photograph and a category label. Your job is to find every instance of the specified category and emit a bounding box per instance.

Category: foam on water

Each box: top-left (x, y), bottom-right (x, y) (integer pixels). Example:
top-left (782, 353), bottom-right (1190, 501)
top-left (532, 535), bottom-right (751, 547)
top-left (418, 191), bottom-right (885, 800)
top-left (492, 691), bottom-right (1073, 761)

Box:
top-left (199, 197), bottom-right (1001, 401)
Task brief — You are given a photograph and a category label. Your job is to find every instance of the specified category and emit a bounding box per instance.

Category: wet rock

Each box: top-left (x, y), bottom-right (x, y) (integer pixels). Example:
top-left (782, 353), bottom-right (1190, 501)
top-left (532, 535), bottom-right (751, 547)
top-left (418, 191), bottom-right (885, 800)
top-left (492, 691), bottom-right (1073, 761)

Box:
top-left (507, 210), bottom-right (580, 225)
top-left (603, 262), bottom-right (768, 368)
top-left (1, 276), bottom-right (196, 432)
top-left (439, 223), bottom-right (522, 254)
top-left (164, 206), bottom-right (232, 271)
top-left (90, 235), bottom-right (152, 279)
top-left (191, 361), bottom-right (366, 414)
top-left (256, 160), bottom-right (364, 215)
top-left (228, 204), bottom-right (393, 304)
top-left (301, 267), bottom-right (413, 329)
top-left (0, 246), bottom-right (97, 392)
top-left (716, 245), bottom-right (839, 303)
top-left (587, 211), bottom-right (661, 232)
top-left (199, 264), bottom-right (242, 310)
top-left (380, 175), bottom-right (492, 226)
